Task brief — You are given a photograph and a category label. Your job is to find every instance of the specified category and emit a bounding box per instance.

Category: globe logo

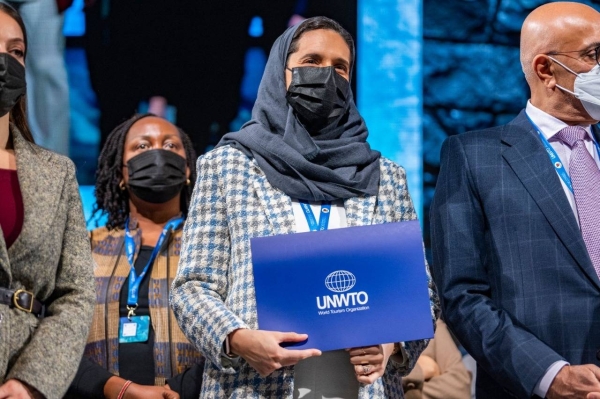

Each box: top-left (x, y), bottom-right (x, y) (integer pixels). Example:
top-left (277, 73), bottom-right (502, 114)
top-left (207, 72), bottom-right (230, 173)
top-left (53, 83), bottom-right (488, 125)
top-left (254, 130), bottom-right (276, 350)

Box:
top-left (325, 270), bottom-right (356, 293)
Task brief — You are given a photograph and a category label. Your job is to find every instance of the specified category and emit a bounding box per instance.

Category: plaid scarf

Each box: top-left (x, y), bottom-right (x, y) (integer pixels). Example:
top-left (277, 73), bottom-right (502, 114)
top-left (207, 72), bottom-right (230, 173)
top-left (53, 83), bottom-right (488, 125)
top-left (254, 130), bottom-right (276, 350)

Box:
top-left (84, 219), bottom-right (203, 385)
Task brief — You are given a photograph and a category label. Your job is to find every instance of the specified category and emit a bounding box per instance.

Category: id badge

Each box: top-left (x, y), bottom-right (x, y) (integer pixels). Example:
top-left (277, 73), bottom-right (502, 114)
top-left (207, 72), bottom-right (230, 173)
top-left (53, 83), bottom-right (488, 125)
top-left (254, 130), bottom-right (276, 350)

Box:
top-left (119, 315), bottom-right (150, 343)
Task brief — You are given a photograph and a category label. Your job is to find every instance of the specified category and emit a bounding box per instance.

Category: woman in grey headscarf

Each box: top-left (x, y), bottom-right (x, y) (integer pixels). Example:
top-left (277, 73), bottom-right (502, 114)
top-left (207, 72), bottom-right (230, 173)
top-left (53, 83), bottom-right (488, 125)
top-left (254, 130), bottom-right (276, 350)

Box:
top-left (171, 16), bottom-right (438, 399)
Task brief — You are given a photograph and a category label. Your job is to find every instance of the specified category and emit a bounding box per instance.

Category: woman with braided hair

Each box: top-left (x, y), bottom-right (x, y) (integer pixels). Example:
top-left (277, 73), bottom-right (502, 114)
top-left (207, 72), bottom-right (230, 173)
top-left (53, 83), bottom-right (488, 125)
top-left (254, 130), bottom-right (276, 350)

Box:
top-left (66, 114), bottom-right (204, 399)
top-left (92, 115), bottom-right (197, 232)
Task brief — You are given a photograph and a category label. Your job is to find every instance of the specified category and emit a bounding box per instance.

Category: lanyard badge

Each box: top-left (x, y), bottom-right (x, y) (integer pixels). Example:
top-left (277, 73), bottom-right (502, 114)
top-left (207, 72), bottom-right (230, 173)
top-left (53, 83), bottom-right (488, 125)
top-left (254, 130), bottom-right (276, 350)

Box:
top-left (119, 315), bottom-right (151, 343)
top-left (119, 216), bottom-right (184, 343)
top-left (299, 201), bottom-right (332, 231)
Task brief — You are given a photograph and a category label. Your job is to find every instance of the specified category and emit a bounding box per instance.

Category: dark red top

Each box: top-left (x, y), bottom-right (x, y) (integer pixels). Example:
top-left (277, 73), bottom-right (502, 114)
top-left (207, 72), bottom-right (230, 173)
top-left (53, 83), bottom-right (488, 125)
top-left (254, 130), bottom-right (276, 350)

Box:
top-left (0, 168), bottom-right (23, 248)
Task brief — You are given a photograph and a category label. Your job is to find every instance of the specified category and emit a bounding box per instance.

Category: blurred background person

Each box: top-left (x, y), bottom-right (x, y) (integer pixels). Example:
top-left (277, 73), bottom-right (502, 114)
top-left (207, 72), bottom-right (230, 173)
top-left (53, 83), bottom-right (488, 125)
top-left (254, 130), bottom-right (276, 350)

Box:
top-left (66, 114), bottom-right (203, 399)
top-left (0, 3), bottom-right (94, 398)
top-left (83, 0), bottom-right (251, 152)
top-left (402, 319), bottom-right (471, 399)
top-left (1, 0), bottom-right (70, 155)
top-left (82, 0), bottom-right (354, 153)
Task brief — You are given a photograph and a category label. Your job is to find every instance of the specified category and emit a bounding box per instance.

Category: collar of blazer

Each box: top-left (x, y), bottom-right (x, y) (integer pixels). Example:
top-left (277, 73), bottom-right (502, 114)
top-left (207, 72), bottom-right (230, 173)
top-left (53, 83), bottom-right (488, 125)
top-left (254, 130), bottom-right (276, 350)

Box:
top-left (248, 158), bottom-right (378, 236)
top-left (501, 110), bottom-right (600, 290)
top-left (0, 127), bottom-right (67, 285)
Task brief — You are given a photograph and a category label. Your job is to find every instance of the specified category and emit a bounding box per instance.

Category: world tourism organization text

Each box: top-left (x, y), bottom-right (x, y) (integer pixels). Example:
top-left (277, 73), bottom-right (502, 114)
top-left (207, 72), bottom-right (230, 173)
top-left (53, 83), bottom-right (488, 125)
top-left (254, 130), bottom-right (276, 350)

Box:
top-left (317, 305), bottom-right (370, 316)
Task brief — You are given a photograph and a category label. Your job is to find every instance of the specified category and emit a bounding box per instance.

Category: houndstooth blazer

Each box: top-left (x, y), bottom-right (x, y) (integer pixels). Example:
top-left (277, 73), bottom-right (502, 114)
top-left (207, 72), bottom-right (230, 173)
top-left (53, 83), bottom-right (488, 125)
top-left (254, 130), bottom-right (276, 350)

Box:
top-left (171, 145), bottom-right (438, 398)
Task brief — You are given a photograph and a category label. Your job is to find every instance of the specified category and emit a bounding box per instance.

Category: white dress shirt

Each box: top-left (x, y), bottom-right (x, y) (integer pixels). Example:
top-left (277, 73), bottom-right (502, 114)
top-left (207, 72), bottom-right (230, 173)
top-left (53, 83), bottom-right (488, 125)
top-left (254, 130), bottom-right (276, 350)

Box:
top-left (525, 101), bottom-right (600, 398)
top-left (526, 101), bottom-right (600, 220)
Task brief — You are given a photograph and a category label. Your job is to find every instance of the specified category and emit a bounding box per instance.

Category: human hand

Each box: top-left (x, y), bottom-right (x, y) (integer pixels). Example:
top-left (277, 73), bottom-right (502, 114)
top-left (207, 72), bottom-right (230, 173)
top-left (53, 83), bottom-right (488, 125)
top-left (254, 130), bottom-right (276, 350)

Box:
top-left (347, 343), bottom-right (394, 385)
top-left (229, 329), bottom-right (321, 376)
top-left (417, 354), bottom-right (440, 381)
top-left (547, 365), bottom-right (600, 399)
top-left (123, 384), bottom-right (179, 399)
top-left (104, 377), bottom-right (179, 399)
top-left (0, 379), bottom-right (40, 399)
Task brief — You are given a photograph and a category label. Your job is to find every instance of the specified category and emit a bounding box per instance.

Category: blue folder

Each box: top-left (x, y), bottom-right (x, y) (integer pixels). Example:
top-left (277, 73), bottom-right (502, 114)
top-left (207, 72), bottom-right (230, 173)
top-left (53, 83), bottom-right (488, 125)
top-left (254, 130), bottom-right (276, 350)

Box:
top-left (251, 220), bottom-right (434, 352)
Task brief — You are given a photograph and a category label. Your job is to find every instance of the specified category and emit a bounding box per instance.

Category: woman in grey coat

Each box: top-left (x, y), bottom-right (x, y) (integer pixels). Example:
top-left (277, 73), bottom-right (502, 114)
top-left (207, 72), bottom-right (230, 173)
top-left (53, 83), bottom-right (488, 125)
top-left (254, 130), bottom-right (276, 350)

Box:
top-left (0, 4), bottom-right (95, 399)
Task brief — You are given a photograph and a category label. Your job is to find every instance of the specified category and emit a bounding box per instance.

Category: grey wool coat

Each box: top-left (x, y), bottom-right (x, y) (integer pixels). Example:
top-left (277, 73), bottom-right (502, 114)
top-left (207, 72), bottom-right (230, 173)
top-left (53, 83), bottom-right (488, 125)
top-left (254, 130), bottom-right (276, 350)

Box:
top-left (0, 129), bottom-right (95, 399)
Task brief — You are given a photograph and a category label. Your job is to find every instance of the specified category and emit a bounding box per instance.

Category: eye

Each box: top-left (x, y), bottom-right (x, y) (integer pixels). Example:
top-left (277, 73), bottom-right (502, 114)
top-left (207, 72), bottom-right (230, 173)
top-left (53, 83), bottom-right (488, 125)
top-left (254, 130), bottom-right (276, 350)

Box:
top-left (164, 141), bottom-right (181, 150)
top-left (10, 49), bottom-right (24, 58)
top-left (136, 142), bottom-right (149, 150)
top-left (582, 48), bottom-right (598, 62)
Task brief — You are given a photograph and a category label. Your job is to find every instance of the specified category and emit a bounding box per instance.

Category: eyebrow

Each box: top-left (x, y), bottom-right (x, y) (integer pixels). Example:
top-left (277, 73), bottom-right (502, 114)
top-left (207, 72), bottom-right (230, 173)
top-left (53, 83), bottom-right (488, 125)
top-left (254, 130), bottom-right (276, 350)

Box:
top-left (300, 52), bottom-right (351, 68)
top-left (127, 133), bottom-right (180, 142)
top-left (7, 38), bottom-right (25, 47)
top-left (583, 42), bottom-right (600, 52)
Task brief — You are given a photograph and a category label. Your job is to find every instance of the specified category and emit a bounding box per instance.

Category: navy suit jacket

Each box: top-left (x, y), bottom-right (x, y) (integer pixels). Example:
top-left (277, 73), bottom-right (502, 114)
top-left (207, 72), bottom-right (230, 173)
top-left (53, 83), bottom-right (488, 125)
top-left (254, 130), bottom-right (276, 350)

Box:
top-left (430, 110), bottom-right (600, 398)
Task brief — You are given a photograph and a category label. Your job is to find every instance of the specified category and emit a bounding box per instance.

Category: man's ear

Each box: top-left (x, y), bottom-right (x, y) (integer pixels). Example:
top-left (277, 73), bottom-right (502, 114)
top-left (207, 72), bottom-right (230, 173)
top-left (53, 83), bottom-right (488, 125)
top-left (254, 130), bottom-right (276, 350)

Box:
top-left (533, 54), bottom-right (556, 88)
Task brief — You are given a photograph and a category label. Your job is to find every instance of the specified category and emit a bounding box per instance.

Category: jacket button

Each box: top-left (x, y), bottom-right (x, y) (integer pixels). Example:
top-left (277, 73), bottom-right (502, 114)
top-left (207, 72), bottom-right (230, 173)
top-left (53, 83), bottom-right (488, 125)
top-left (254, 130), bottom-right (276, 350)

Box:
top-left (596, 349), bottom-right (600, 361)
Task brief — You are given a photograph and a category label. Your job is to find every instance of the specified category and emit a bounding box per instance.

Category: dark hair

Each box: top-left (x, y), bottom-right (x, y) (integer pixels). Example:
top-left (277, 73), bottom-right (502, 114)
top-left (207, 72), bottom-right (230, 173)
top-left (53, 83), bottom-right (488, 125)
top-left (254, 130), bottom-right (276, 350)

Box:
top-left (286, 16), bottom-right (355, 70)
top-left (93, 113), bottom-right (197, 230)
top-left (0, 4), bottom-right (34, 143)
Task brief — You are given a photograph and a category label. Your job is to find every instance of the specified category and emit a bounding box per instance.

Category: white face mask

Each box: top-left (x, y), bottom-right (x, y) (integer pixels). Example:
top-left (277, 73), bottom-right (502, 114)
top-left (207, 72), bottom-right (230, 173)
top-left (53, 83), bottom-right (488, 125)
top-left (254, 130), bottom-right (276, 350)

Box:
top-left (549, 56), bottom-right (600, 120)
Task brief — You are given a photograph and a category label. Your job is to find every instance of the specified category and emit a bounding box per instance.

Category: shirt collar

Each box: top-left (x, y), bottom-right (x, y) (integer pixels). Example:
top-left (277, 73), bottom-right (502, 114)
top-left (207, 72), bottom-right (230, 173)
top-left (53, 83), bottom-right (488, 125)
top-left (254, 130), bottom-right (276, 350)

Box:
top-left (525, 101), bottom-right (595, 142)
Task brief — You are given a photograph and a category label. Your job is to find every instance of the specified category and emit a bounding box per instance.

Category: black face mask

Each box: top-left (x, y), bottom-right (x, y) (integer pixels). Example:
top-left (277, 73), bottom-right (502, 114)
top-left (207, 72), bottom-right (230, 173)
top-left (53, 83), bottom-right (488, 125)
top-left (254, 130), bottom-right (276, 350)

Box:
top-left (126, 149), bottom-right (187, 204)
top-left (286, 66), bottom-right (350, 131)
top-left (0, 53), bottom-right (26, 118)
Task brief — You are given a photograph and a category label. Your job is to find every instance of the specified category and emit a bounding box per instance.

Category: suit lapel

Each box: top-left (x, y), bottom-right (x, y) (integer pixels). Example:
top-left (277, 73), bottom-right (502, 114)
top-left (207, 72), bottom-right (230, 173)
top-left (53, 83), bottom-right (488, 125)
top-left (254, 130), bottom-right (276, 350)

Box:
top-left (8, 130), bottom-right (64, 261)
top-left (502, 112), bottom-right (599, 289)
top-left (250, 160), bottom-right (296, 236)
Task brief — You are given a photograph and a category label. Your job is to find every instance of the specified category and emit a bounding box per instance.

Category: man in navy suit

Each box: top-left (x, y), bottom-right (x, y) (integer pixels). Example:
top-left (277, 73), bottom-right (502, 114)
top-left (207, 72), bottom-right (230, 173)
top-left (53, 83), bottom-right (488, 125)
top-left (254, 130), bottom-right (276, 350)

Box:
top-left (430, 2), bottom-right (600, 398)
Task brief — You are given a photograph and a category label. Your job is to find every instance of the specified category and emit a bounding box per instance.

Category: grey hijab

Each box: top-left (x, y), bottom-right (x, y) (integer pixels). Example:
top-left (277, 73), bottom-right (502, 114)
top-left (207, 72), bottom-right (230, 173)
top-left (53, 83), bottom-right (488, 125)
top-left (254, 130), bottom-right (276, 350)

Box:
top-left (218, 19), bottom-right (380, 201)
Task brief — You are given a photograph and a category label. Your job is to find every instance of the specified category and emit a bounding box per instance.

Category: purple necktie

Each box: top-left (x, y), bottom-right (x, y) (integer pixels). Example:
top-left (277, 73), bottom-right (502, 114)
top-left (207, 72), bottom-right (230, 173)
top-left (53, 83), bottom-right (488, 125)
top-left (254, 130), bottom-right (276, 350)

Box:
top-left (556, 126), bottom-right (600, 276)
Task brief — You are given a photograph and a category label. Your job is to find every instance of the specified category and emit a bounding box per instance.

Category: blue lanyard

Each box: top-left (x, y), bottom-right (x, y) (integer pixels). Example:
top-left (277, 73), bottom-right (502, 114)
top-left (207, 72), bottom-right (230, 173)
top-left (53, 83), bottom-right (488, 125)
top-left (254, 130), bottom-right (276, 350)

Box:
top-left (124, 216), bottom-right (184, 309)
top-left (299, 201), bottom-right (332, 231)
top-left (527, 115), bottom-right (600, 193)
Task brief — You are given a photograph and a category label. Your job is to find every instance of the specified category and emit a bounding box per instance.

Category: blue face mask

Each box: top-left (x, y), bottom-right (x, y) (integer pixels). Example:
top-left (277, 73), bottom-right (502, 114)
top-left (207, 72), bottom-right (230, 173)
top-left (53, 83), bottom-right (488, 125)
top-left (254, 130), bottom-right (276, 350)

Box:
top-left (550, 56), bottom-right (600, 120)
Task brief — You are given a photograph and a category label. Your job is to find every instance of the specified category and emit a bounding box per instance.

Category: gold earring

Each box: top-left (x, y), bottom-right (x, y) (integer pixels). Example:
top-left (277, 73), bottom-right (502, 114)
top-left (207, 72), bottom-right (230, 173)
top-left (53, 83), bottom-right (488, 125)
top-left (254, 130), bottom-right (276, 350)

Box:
top-left (119, 180), bottom-right (126, 191)
top-left (186, 178), bottom-right (191, 186)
